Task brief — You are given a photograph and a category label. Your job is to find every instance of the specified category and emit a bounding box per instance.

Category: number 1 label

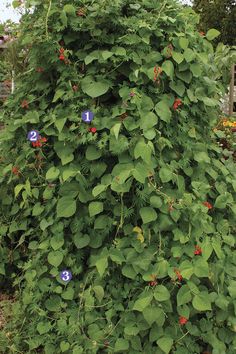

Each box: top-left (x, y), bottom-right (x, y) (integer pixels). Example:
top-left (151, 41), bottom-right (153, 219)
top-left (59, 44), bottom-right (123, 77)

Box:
top-left (82, 110), bottom-right (94, 123)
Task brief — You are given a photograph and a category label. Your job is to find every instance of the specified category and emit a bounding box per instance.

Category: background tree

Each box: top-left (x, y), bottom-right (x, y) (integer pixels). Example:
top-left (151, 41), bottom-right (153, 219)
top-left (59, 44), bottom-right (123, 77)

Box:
top-left (193, 0), bottom-right (236, 45)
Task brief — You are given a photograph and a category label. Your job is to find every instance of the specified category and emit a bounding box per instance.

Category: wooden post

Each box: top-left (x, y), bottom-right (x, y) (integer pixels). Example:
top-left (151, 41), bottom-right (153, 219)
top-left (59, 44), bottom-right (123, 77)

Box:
top-left (229, 64), bottom-right (235, 116)
top-left (11, 70), bottom-right (15, 94)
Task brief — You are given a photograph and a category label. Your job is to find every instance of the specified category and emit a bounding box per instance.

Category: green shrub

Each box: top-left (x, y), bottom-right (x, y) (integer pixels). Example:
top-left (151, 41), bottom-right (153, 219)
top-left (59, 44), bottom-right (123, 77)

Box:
top-left (0, 0), bottom-right (236, 353)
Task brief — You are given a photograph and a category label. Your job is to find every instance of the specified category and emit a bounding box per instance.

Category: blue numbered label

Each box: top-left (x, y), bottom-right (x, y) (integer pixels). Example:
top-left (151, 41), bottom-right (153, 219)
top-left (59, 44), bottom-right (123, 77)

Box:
top-left (27, 130), bottom-right (39, 142)
top-left (82, 110), bottom-right (94, 123)
top-left (60, 270), bottom-right (72, 282)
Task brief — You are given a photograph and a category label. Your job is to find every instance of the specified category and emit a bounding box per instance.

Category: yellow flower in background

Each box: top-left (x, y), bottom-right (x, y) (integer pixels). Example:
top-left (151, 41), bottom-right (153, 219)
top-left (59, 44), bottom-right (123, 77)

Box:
top-left (133, 226), bottom-right (144, 243)
top-left (137, 233), bottom-right (144, 243)
top-left (133, 226), bottom-right (142, 233)
top-left (222, 120), bottom-right (236, 127)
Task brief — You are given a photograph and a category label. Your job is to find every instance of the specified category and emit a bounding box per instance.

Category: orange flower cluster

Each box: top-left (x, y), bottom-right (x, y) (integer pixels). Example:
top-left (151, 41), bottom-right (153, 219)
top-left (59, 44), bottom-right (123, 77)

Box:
top-left (21, 100), bottom-right (29, 109)
top-left (173, 98), bottom-right (182, 110)
top-left (174, 268), bottom-right (183, 282)
top-left (36, 67), bottom-right (44, 73)
top-left (202, 201), bottom-right (213, 209)
top-left (153, 66), bottom-right (162, 83)
top-left (194, 245), bottom-right (202, 255)
top-left (59, 47), bottom-right (65, 61)
top-left (88, 127), bottom-right (97, 134)
top-left (12, 166), bottom-right (20, 176)
top-left (179, 316), bottom-right (188, 325)
top-left (166, 44), bottom-right (173, 58)
top-left (32, 136), bottom-right (47, 148)
top-left (149, 274), bottom-right (157, 287)
top-left (77, 7), bottom-right (86, 16)
top-left (222, 120), bottom-right (236, 127)
top-left (119, 112), bottom-right (128, 121)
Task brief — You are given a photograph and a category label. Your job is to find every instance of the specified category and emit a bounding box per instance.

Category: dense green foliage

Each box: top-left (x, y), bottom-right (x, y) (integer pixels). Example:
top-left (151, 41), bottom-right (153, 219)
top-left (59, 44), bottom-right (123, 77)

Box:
top-left (193, 0), bottom-right (236, 46)
top-left (0, 0), bottom-right (236, 353)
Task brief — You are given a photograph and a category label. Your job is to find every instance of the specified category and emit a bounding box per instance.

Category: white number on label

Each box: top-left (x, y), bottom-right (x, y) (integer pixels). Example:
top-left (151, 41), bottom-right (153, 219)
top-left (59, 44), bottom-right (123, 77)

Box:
top-left (62, 271), bottom-right (70, 281)
top-left (30, 131), bottom-right (37, 141)
top-left (85, 112), bottom-right (90, 122)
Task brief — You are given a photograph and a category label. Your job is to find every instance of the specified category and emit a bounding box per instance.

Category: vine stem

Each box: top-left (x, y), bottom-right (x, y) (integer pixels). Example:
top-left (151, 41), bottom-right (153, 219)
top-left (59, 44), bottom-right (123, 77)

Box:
top-left (114, 193), bottom-right (124, 238)
top-left (156, 0), bottom-right (168, 22)
top-left (176, 330), bottom-right (190, 343)
top-left (45, 0), bottom-right (52, 40)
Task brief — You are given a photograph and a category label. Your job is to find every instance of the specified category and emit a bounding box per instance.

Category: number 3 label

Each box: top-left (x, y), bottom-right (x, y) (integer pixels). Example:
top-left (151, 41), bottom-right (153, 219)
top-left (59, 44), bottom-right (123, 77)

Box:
top-left (27, 130), bottom-right (39, 142)
top-left (60, 270), bottom-right (72, 282)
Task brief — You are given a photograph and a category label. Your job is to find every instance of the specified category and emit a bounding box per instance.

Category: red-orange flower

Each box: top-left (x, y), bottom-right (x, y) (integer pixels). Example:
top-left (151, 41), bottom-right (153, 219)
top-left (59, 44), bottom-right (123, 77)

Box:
top-left (89, 127), bottom-right (97, 134)
top-left (77, 8), bottom-right (86, 16)
top-left (174, 268), bottom-right (183, 282)
top-left (179, 316), bottom-right (188, 325)
top-left (194, 245), bottom-right (202, 256)
top-left (167, 44), bottom-right (173, 58)
top-left (21, 100), bottom-right (29, 109)
top-left (154, 66), bottom-right (162, 82)
top-left (148, 274), bottom-right (157, 286)
top-left (199, 31), bottom-right (205, 36)
top-left (32, 141), bottom-right (42, 148)
top-left (202, 201), bottom-right (213, 209)
top-left (31, 136), bottom-right (47, 148)
top-left (36, 67), bottom-right (44, 73)
top-left (59, 54), bottom-right (65, 61)
top-left (12, 166), bottom-right (20, 175)
top-left (173, 98), bottom-right (182, 110)
top-left (119, 112), bottom-right (128, 121)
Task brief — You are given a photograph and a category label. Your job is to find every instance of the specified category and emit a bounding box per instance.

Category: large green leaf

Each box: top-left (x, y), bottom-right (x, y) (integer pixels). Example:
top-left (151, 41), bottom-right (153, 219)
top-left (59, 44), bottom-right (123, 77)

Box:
top-left (81, 76), bottom-right (110, 98)
top-left (133, 293), bottom-right (153, 311)
top-left (192, 292), bottom-right (212, 311)
top-left (92, 184), bottom-right (107, 197)
top-left (179, 37), bottom-right (189, 49)
top-left (56, 197), bottom-right (76, 218)
top-left (177, 285), bottom-right (192, 306)
top-left (140, 207), bottom-right (157, 224)
top-left (89, 202), bottom-right (104, 217)
top-left (155, 101), bottom-right (171, 123)
top-left (50, 234), bottom-right (64, 251)
top-left (86, 146), bottom-right (102, 160)
top-left (162, 60), bottom-right (174, 79)
top-left (114, 339), bottom-right (129, 352)
top-left (215, 193), bottom-right (233, 209)
top-left (206, 29), bottom-right (220, 41)
top-left (95, 256), bottom-right (108, 277)
top-left (143, 307), bottom-right (165, 326)
top-left (172, 51), bottom-right (184, 64)
top-left (184, 48), bottom-right (195, 62)
top-left (159, 167), bottom-right (173, 183)
top-left (46, 166), bottom-right (60, 180)
top-left (157, 337), bottom-right (173, 354)
top-left (47, 251), bottom-right (63, 267)
top-left (54, 142), bottom-right (74, 165)
top-left (134, 140), bottom-right (152, 162)
top-left (169, 80), bottom-right (185, 96)
top-left (63, 4), bottom-right (76, 15)
top-left (154, 285), bottom-right (170, 302)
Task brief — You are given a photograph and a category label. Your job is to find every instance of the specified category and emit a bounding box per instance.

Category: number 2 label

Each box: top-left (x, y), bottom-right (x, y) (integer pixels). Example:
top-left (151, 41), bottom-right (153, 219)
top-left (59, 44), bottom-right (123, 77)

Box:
top-left (27, 130), bottom-right (39, 142)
